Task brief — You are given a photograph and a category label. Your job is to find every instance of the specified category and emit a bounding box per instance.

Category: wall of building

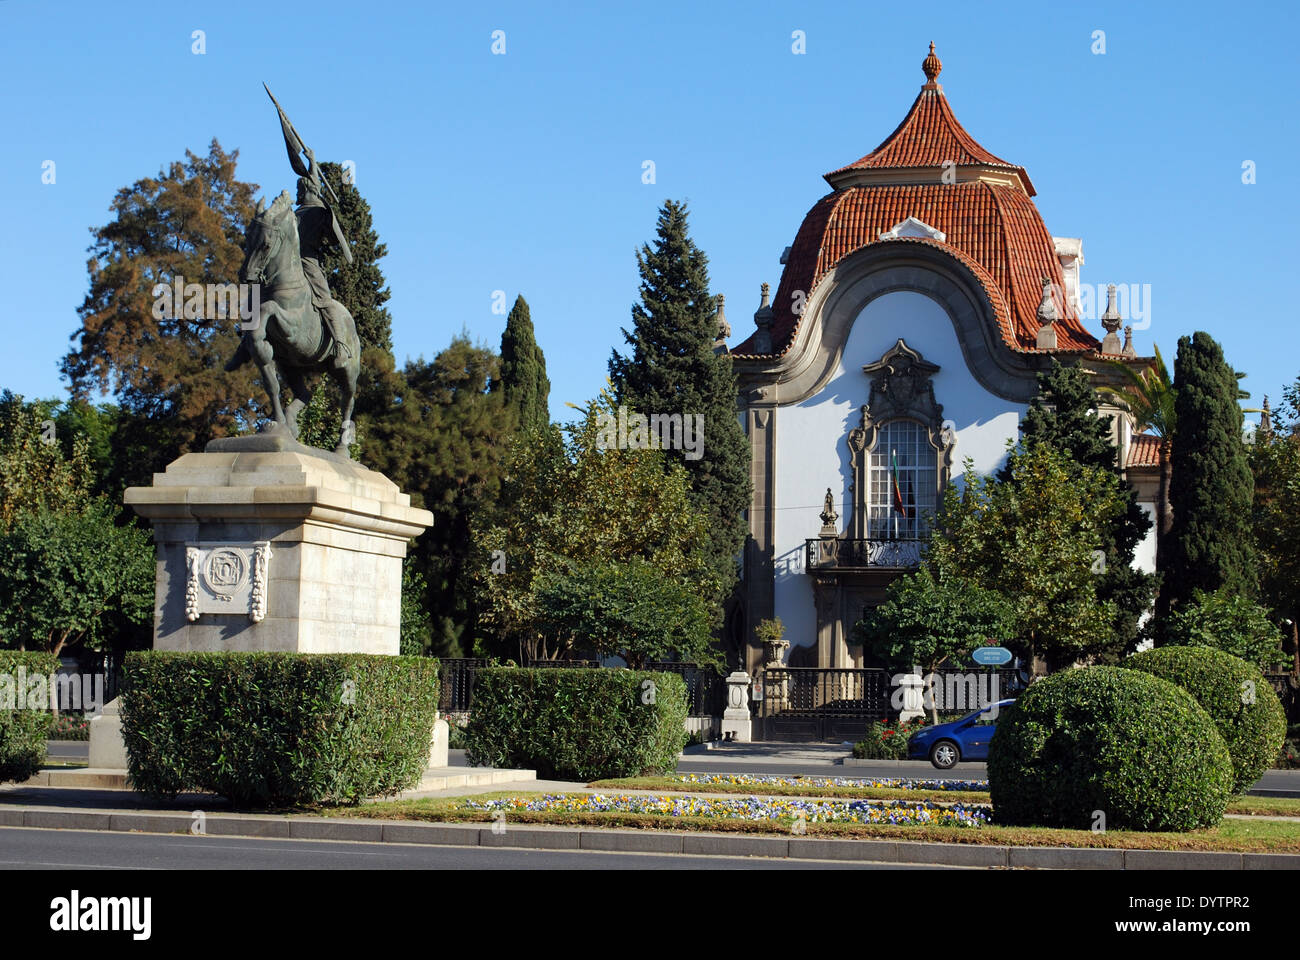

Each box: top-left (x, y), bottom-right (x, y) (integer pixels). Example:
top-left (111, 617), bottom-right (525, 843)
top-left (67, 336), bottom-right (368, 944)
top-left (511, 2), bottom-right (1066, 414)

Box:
top-left (770, 290), bottom-right (1027, 656)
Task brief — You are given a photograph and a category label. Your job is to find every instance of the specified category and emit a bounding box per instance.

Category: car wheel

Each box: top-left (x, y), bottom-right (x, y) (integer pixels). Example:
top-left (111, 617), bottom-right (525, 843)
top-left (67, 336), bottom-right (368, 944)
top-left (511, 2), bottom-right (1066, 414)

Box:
top-left (930, 740), bottom-right (960, 770)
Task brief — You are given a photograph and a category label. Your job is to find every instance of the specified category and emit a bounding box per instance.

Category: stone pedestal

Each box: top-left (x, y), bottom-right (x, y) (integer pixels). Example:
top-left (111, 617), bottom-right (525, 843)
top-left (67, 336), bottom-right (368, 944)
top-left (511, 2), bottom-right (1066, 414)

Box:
top-left (125, 435), bottom-right (433, 653)
top-left (897, 669), bottom-right (924, 722)
top-left (429, 715), bottom-right (449, 768)
top-left (87, 697), bottom-right (128, 769)
top-left (721, 671), bottom-right (753, 742)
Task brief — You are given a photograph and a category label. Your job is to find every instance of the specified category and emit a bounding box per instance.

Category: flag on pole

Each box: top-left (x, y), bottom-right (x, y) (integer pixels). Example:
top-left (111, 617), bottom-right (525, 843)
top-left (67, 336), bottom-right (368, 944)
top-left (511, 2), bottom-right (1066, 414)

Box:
top-left (891, 450), bottom-right (909, 518)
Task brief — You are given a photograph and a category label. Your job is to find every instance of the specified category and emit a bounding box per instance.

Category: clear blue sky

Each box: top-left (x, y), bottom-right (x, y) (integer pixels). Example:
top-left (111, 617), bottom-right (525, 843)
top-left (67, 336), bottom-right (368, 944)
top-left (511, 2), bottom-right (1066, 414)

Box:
top-left (1, 0), bottom-right (1296, 421)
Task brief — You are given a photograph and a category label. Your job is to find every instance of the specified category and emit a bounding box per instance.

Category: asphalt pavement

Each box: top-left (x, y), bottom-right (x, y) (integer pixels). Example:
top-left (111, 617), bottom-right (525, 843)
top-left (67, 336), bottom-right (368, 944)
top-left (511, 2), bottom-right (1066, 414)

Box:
top-left (0, 827), bottom-right (951, 870)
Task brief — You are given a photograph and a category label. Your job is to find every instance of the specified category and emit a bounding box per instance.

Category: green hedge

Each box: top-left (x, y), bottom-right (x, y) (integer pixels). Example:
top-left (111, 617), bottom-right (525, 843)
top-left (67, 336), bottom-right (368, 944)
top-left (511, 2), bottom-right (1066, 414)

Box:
top-left (988, 666), bottom-right (1233, 831)
top-left (465, 668), bottom-right (687, 780)
top-left (1127, 646), bottom-right (1287, 793)
top-left (121, 652), bottom-right (439, 806)
top-left (0, 651), bottom-right (60, 784)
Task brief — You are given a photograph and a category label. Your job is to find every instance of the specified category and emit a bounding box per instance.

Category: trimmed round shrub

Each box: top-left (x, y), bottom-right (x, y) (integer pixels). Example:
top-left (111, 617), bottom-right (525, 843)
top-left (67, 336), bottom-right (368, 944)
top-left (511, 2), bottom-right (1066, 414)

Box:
top-left (465, 667), bottom-right (687, 780)
top-left (121, 652), bottom-right (439, 806)
top-left (988, 666), bottom-right (1233, 831)
top-left (0, 651), bottom-right (59, 784)
top-left (1126, 646), bottom-right (1287, 793)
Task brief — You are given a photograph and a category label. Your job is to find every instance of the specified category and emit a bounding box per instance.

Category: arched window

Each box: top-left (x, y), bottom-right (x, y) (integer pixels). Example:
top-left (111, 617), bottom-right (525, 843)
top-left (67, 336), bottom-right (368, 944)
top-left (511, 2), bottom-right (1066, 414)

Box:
top-left (868, 420), bottom-right (937, 540)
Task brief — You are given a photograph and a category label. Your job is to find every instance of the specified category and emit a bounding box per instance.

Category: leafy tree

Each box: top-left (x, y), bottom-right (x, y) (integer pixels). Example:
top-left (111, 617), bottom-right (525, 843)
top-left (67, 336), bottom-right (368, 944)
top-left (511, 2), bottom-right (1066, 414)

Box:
top-left (930, 445), bottom-right (1124, 673)
top-left (609, 200), bottom-right (751, 647)
top-left (61, 140), bottom-right (260, 487)
top-left (497, 295), bottom-right (551, 433)
top-left (1006, 359), bottom-right (1155, 659)
top-left (366, 338), bottom-right (517, 658)
top-left (855, 564), bottom-right (1016, 720)
top-left (1251, 377), bottom-right (1300, 671)
top-left (535, 555), bottom-right (715, 669)
top-left (1161, 332), bottom-right (1257, 618)
top-left (1156, 589), bottom-right (1287, 672)
top-left (0, 501), bottom-right (153, 656)
top-left (0, 393), bottom-right (94, 532)
top-left (473, 391), bottom-right (721, 662)
top-left (399, 558), bottom-right (433, 657)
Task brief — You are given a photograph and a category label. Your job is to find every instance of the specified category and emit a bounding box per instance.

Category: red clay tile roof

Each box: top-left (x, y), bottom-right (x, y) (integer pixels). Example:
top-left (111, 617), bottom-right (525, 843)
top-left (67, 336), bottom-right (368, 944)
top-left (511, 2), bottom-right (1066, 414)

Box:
top-left (1127, 432), bottom-right (1164, 468)
top-left (824, 79), bottom-right (1034, 195)
top-left (732, 181), bottom-right (1099, 357)
top-left (733, 46), bottom-right (1098, 359)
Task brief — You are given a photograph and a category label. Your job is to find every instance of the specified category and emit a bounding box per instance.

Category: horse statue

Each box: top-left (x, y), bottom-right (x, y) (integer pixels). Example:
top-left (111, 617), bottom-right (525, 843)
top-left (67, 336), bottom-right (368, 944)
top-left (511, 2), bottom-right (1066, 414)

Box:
top-left (225, 189), bottom-right (361, 456)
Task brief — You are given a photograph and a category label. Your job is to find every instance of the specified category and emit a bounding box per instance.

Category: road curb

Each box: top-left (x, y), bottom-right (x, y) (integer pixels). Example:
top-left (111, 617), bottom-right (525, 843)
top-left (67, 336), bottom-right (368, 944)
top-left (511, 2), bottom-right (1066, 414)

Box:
top-left (3, 805), bottom-right (1298, 868)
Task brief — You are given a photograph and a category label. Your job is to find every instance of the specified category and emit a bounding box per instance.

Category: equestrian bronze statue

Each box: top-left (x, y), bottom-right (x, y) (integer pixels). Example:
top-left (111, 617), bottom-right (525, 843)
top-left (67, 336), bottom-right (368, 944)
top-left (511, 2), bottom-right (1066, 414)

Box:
top-left (226, 84), bottom-right (362, 455)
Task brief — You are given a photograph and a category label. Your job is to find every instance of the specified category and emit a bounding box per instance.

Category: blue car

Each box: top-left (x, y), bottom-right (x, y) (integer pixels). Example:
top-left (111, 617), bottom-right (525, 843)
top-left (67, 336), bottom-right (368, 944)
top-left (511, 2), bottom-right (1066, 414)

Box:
top-left (906, 699), bottom-right (1017, 769)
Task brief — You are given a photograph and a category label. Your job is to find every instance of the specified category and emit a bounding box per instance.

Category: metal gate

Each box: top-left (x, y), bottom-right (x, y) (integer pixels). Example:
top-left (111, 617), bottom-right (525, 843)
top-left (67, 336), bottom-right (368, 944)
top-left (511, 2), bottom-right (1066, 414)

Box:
top-left (755, 668), bottom-right (891, 741)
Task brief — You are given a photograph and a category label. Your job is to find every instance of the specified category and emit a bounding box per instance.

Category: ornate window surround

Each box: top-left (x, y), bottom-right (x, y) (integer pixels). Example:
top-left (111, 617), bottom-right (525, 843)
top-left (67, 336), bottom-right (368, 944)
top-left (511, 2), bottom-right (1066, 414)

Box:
top-left (846, 339), bottom-right (955, 540)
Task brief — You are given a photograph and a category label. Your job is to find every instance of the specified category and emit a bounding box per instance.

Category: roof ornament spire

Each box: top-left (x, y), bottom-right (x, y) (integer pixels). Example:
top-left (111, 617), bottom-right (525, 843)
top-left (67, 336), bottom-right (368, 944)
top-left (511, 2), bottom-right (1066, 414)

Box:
top-left (752, 283), bottom-right (774, 354)
top-left (1035, 277), bottom-right (1059, 349)
top-left (922, 42), bottom-right (942, 88)
top-left (713, 294), bottom-right (731, 354)
top-left (1260, 396), bottom-right (1274, 442)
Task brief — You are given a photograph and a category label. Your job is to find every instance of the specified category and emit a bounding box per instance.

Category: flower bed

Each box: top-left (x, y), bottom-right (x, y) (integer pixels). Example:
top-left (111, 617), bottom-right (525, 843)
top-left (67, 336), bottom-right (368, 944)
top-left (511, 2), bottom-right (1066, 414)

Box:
top-left (51, 715), bottom-right (90, 741)
top-left (454, 793), bottom-right (990, 827)
top-left (852, 718), bottom-right (929, 759)
top-left (673, 773), bottom-right (989, 792)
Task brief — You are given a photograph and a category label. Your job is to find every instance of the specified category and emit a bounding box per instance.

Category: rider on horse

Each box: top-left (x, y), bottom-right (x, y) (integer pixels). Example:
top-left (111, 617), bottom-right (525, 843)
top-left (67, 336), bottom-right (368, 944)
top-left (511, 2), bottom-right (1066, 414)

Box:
top-left (290, 146), bottom-right (355, 365)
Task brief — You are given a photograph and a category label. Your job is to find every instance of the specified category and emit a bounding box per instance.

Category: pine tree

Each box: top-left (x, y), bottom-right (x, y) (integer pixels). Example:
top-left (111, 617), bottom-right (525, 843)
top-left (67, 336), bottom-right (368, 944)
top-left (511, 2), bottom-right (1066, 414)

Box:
top-left (1003, 359), bottom-right (1156, 658)
top-left (498, 294), bottom-right (551, 432)
top-left (365, 336), bottom-right (517, 658)
top-left (609, 200), bottom-right (751, 633)
top-left (1161, 332), bottom-right (1257, 617)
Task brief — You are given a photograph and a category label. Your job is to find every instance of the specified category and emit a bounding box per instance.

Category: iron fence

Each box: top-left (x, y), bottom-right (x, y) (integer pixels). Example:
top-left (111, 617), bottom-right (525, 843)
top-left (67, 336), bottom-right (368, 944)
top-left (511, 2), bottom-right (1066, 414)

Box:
top-left (645, 662), bottom-right (727, 717)
top-left (755, 666), bottom-right (1022, 741)
top-left (1265, 673), bottom-right (1300, 724)
top-left (435, 658), bottom-right (723, 718)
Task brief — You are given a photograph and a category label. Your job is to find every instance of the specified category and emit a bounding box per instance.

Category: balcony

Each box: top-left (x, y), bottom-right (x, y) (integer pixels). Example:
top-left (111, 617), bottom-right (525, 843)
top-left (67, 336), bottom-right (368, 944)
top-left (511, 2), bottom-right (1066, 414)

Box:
top-left (804, 537), bottom-right (925, 570)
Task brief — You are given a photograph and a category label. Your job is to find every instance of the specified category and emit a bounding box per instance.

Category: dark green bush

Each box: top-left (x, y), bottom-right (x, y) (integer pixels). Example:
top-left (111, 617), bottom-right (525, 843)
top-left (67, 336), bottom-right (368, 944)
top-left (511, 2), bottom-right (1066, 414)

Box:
top-left (465, 668), bottom-right (687, 780)
top-left (121, 652), bottom-right (438, 806)
top-left (1126, 646), bottom-right (1287, 793)
top-left (0, 651), bottom-right (59, 783)
top-left (988, 666), bottom-right (1233, 831)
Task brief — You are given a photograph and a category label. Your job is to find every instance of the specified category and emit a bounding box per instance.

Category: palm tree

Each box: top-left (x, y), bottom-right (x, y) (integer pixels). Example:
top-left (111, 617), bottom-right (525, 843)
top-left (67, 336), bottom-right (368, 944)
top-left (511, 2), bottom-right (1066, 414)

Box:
top-left (1102, 345), bottom-right (1175, 548)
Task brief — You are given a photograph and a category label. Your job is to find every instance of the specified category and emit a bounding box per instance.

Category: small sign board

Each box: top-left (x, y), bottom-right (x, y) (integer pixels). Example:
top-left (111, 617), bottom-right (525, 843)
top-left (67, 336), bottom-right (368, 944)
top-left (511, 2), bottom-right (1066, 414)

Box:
top-left (972, 646), bottom-right (1013, 666)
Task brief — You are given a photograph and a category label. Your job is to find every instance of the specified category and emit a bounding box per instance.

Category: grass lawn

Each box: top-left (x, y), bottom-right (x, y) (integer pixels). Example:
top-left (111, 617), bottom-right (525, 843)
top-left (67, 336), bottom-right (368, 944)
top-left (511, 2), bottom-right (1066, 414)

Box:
top-left (326, 791), bottom-right (1300, 853)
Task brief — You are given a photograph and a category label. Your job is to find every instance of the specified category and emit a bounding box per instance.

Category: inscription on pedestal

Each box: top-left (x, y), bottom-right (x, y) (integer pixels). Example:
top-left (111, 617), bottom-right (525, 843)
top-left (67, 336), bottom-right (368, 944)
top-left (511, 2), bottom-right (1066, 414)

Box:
top-left (184, 542), bottom-right (271, 623)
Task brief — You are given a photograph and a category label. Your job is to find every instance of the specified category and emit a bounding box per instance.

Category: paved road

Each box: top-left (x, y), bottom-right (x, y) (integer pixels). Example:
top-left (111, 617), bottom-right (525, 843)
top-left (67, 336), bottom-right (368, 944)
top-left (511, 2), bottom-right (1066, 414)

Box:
top-left (0, 827), bottom-right (953, 870)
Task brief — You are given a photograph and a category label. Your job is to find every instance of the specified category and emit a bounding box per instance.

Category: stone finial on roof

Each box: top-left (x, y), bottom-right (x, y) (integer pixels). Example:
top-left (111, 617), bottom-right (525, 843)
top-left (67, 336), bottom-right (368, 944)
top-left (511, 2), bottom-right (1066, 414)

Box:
top-left (1036, 277), bottom-right (1059, 323)
top-left (1100, 283), bottom-right (1123, 353)
top-left (1035, 277), bottom-right (1059, 349)
top-left (1260, 396), bottom-right (1275, 442)
top-left (714, 294), bottom-right (731, 354)
top-left (752, 283), bottom-right (774, 354)
top-left (1122, 324), bottom-right (1137, 357)
top-left (922, 42), bottom-right (942, 86)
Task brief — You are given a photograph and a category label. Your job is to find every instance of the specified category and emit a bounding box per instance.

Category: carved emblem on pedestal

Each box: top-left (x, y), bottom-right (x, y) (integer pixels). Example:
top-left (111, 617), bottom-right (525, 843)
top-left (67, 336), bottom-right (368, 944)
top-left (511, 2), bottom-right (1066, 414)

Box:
top-left (184, 542), bottom-right (272, 623)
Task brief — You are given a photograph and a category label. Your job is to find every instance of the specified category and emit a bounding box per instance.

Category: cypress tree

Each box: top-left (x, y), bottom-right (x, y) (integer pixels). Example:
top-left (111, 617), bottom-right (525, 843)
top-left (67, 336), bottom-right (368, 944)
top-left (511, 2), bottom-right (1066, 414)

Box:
top-left (1161, 332), bottom-right (1257, 616)
top-left (1003, 358), bottom-right (1156, 659)
top-left (498, 294), bottom-right (551, 432)
top-left (609, 200), bottom-right (752, 622)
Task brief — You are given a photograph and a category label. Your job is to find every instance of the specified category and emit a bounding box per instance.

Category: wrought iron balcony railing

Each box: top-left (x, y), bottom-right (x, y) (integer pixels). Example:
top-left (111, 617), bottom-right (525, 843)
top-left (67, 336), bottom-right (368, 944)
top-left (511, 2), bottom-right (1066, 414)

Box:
top-left (804, 537), bottom-right (925, 570)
